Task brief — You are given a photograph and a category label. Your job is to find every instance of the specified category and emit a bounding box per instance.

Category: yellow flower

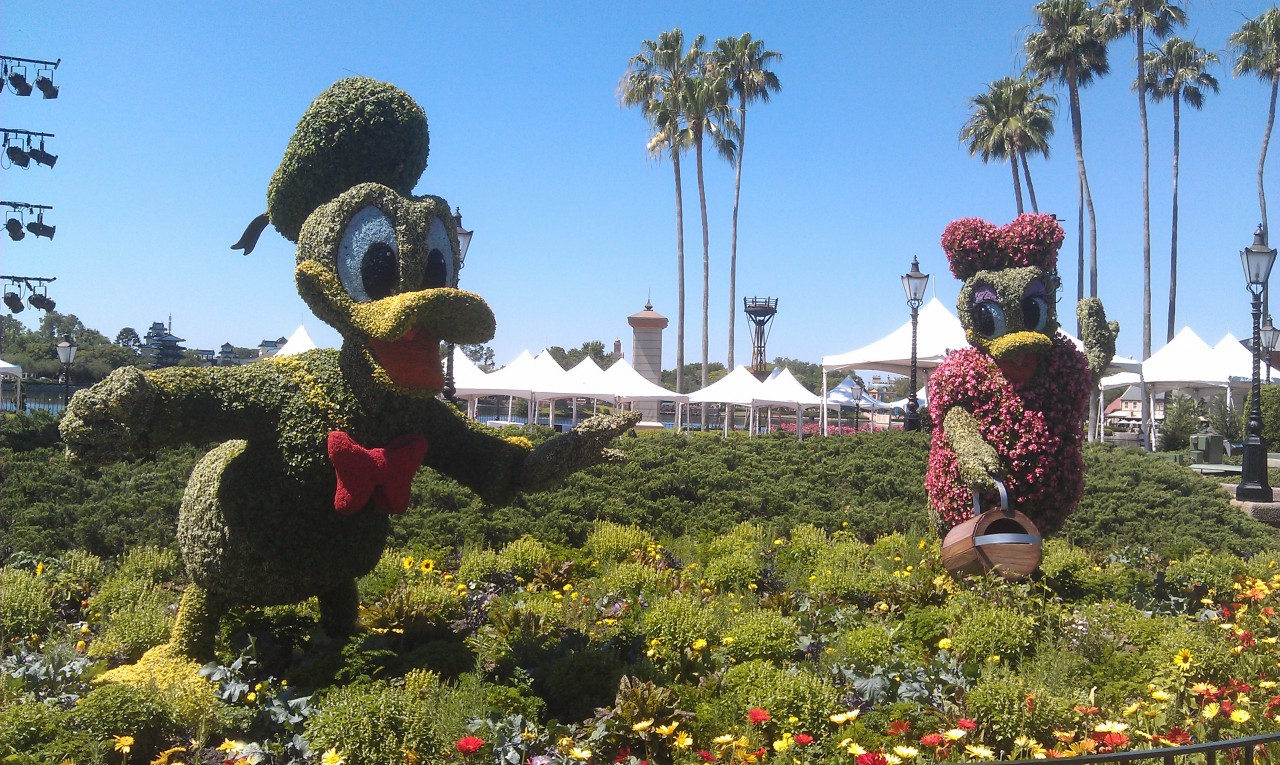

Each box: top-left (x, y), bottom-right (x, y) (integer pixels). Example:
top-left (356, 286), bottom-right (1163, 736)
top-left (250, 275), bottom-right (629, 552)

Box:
top-left (943, 728), bottom-right (967, 741)
top-left (691, 639), bottom-right (708, 651)
top-left (1203, 703), bottom-right (1221, 719)
top-left (773, 734), bottom-right (793, 752)
top-left (722, 636), bottom-right (735, 645)
top-left (321, 749), bottom-right (346, 765)
top-left (35, 561), bottom-right (43, 577)
top-left (1173, 648), bottom-right (1193, 669)
top-left (965, 744), bottom-right (996, 760)
top-left (632, 719), bottom-right (654, 732)
top-left (656, 721), bottom-right (680, 736)
top-left (568, 747), bottom-right (592, 761)
top-left (1094, 721), bottom-right (1128, 734)
top-left (713, 734), bottom-right (736, 745)
top-left (894, 745), bottom-right (920, 758)
top-left (1232, 709), bottom-right (1252, 724)
top-left (830, 709), bottom-right (860, 724)
top-left (403, 748), bottom-right (420, 765)
top-left (885, 755), bottom-right (903, 765)
top-left (401, 555), bottom-right (415, 569)
top-left (246, 691), bottom-right (257, 703)
top-left (986, 654), bottom-right (1001, 664)
top-left (150, 746), bottom-right (187, 765)
top-left (845, 742), bottom-right (868, 756)
top-left (113, 735), bottom-right (135, 754)
top-left (1150, 689), bottom-right (1172, 702)
top-left (673, 731), bottom-right (693, 749)
top-left (1121, 702), bottom-right (1141, 717)
top-left (216, 740), bottom-right (243, 752)
top-left (937, 637), bottom-right (953, 650)
top-left (1262, 681), bottom-right (1278, 689)
top-left (419, 558), bottom-right (434, 573)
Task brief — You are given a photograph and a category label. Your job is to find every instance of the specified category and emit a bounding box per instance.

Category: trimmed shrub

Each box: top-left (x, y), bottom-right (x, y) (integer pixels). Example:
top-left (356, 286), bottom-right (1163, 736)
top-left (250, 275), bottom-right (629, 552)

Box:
top-left (0, 567), bottom-right (54, 643)
top-left (72, 681), bottom-right (181, 761)
top-left (721, 609), bottom-right (800, 663)
top-left (949, 605), bottom-right (1039, 663)
top-left (584, 522), bottom-right (655, 564)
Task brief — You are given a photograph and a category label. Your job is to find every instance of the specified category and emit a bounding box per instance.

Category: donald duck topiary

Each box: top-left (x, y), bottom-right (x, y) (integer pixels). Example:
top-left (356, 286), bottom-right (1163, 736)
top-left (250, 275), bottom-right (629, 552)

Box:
top-left (926, 214), bottom-right (1117, 546)
top-left (60, 77), bottom-right (639, 661)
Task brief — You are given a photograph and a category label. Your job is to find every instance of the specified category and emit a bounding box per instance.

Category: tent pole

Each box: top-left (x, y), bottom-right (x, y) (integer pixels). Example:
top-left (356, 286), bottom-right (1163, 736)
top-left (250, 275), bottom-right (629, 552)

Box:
top-left (821, 370), bottom-right (828, 435)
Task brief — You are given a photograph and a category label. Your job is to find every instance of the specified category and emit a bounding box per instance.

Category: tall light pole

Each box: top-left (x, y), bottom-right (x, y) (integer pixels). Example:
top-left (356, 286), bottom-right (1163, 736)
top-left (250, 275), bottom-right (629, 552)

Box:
top-left (902, 256), bottom-right (930, 432)
top-left (1238, 225), bottom-right (1276, 503)
top-left (1263, 314), bottom-right (1280, 385)
top-left (442, 207), bottom-right (473, 405)
top-left (55, 335), bottom-right (76, 407)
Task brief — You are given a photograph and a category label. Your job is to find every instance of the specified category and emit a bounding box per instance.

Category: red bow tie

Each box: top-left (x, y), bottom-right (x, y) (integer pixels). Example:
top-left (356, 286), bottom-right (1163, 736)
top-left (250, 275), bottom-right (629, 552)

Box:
top-left (327, 431), bottom-right (428, 515)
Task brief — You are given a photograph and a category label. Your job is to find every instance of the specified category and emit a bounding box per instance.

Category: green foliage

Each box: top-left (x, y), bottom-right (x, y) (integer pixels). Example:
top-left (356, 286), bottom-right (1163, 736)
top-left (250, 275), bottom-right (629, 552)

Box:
top-left (72, 681), bottom-right (181, 761)
top-left (598, 560), bottom-right (670, 597)
top-left (0, 700), bottom-right (93, 764)
top-left (1159, 395), bottom-right (1202, 452)
top-left (306, 672), bottom-right (446, 763)
top-left (0, 410), bottom-right (61, 451)
top-left (641, 593), bottom-right (719, 651)
top-left (498, 536), bottom-right (552, 580)
top-left (963, 671), bottom-right (1075, 747)
top-left (711, 659), bottom-right (841, 740)
top-left (584, 521), bottom-right (655, 564)
top-left (89, 545), bottom-right (181, 618)
top-left (0, 567), bottom-right (54, 643)
top-left (87, 587), bottom-right (175, 661)
top-left (833, 623), bottom-right (898, 671)
top-left (949, 604), bottom-right (1038, 663)
top-left (703, 551), bottom-right (762, 591)
top-left (721, 609), bottom-right (799, 662)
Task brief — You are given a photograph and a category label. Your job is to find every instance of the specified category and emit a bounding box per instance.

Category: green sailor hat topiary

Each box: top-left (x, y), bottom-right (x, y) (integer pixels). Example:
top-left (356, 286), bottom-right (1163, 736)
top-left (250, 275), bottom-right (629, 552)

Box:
top-left (266, 77), bottom-right (429, 242)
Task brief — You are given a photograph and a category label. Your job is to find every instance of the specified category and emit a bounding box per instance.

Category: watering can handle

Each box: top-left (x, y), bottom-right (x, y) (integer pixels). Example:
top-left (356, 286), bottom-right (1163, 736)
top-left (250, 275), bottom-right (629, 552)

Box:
top-left (971, 479), bottom-right (1009, 517)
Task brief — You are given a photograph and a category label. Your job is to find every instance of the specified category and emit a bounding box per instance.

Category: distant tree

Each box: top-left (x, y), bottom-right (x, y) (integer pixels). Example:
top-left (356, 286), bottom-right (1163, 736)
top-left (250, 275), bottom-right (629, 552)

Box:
top-left (621, 29), bottom-right (701, 397)
top-left (1143, 37), bottom-right (1219, 342)
top-left (1230, 8), bottom-right (1280, 247)
top-left (712, 33), bottom-right (781, 371)
top-left (115, 327), bottom-right (142, 353)
top-left (1100, 0), bottom-right (1185, 359)
top-left (462, 343), bottom-right (496, 371)
top-left (548, 340), bottom-right (608, 369)
top-left (662, 361), bottom-right (726, 392)
top-left (771, 357), bottom-right (824, 394)
top-left (960, 75), bottom-right (1056, 214)
top-left (1026, 0), bottom-right (1111, 306)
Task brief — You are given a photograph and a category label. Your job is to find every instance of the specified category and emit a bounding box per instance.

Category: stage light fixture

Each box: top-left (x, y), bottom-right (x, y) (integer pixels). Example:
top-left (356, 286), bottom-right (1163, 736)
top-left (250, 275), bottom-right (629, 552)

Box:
top-left (5, 144), bottom-right (29, 167)
top-left (6, 69), bottom-right (31, 96)
top-left (28, 292), bottom-right (54, 311)
top-left (34, 74), bottom-right (57, 99)
top-left (4, 217), bottom-right (24, 241)
top-left (3, 292), bottom-right (24, 313)
top-left (26, 214), bottom-right (54, 240)
top-left (28, 139), bottom-right (55, 168)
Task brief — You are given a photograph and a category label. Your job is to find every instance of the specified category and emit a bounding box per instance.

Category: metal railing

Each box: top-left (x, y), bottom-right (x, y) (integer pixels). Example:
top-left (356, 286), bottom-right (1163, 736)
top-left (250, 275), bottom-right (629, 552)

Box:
top-left (942, 731), bottom-right (1280, 765)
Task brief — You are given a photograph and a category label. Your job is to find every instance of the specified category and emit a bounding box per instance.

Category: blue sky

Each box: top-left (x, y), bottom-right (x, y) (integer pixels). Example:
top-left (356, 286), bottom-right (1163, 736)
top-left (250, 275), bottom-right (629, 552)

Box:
top-left (1, 1), bottom-right (1275, 374)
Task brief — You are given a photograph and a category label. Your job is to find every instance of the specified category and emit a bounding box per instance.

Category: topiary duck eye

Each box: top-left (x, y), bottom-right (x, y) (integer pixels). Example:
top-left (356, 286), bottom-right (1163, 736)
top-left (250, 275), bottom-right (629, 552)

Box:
top-left (420, 216), bottom-right (456, 290)
top-left (338, 205), bottom-right (400, 302)
top-left (1022, 294), bottom-right (1049, 333)
top-left (971, 301), bottom-right (1007, 340)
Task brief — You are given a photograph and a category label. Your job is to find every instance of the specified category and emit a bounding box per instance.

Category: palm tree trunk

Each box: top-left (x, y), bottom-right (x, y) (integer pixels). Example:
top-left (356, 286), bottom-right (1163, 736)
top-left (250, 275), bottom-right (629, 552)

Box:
top-left (1260, 74), bottom-right (1277, 318)
top-left (673, 151), bottom-right (686, 396)
top-left (1168, 93), bottom-right (1181, 344)
top-left (728, 93), bottom-right (746, 371)
top-left (1077, 176), bottom-right (1084, 335)
top-left (1020, 149), bottom-right (1039, 213)
top-left (697, 129), bottom-right (711, 430)
top-left (1138, 26), bottom-right (1153, 360)
top-left (1068, 76), bottom-right (1100, 301)
top-left (1010, 151), bottom-right (1025, 215)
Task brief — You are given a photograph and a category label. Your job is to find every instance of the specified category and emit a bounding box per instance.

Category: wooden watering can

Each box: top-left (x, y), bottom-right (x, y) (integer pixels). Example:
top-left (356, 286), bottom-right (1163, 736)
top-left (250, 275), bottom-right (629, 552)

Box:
top-left (940, 480), bottom-right (1042, 580)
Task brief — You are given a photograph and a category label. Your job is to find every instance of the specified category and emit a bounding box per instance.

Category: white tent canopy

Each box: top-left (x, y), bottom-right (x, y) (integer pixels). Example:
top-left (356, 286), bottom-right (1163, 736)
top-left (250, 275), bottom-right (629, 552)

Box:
top-left (603, 358), bottom-right (689, 403)
top-left (1212, 332), bottom-right (1280, 388)
top-left (0, 358), bottom-right (21, 412)
top-left (275, 325), bottom-right (320, 356)
top-left (753, 368), bottom-right (822, 409)
top-left (687, 365), bottom-right (764, 406)
top-left (822, 297), bottom-right (966, 374)
top-left (826, 375), bottom-right (894, 411)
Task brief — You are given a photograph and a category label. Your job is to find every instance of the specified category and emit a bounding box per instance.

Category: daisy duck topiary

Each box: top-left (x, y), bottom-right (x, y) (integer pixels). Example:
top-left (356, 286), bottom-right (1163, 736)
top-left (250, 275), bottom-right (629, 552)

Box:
top-left (60, 77), bottom-right (639, 662)
top-left (925, 213), bottom-right (1117, 538)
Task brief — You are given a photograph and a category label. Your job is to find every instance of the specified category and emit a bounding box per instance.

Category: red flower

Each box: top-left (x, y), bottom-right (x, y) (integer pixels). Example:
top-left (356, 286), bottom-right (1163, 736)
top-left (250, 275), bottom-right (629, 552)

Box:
top-left (1074, 705), bottom-right (1100, 716)
top-left (696, 751), bottom-right (716, 762)
top-left (747, 707), bottom-right (772, 725)
top-left (886, 720), bottom-right (911, 737)
top-left (751, 748), bottom-right (767, 760)
top-left (920, 733), bottom-right (944, 748)
top-left (455, 736), bottom-right (485, 755)
top-left (1096, 732), bottom-right (1129, 750)
top-left (857, 752), bottom-right (888, 765)
top-left (957, 719), bottom-right (978, 731)
top-left (1159, 728), bottom-right (1192, 746)
top-left (615, 748), bottom-right (630, 762)
top-left (794, 734), bottom-right (814, 746)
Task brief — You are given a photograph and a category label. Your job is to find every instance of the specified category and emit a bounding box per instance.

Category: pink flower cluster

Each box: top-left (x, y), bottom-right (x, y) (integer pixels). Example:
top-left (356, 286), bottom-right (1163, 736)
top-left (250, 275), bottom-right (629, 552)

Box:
top-left (940, 214), bottom-right (1064, 280)
top-left (925, 334), bottom-right (1091, 535)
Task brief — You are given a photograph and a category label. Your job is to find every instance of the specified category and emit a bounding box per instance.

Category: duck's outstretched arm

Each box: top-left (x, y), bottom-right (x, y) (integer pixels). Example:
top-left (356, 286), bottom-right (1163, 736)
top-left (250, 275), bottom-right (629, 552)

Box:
top-left (61, 363), bottom-right (295, 464)
top-left (942, 405), bottom-right (1001, 493)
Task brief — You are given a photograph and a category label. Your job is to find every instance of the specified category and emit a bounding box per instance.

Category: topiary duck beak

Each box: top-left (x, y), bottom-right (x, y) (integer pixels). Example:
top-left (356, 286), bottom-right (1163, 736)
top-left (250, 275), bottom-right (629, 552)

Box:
top-left (989, 331), bottom-right (1052, 385)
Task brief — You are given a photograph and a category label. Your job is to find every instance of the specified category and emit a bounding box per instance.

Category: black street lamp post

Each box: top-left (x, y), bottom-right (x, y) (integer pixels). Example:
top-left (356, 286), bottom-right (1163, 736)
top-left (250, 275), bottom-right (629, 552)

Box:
top-left (901, 256), bottom-right (930, 432)
top-left (1238, 226), bottom-right (1276, 503)
top-left (442, 208), bottom-right (473, 405)
top-left (1263, 315), bottom-right (1280, 385)
top-left (55, 334), bottom-right (76, 406)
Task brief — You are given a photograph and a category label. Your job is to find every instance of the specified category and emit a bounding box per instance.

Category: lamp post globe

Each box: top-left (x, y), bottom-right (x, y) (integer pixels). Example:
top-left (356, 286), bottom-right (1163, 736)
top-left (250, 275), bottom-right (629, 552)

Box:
top-left (56, 335), bottom-right (77, 407)
top-left (1238, 225), bottom-right (1276, 503)
top-left (902, 257), bottom-right (930, 432)
top-left (443, 208), bottom-right (473, 405)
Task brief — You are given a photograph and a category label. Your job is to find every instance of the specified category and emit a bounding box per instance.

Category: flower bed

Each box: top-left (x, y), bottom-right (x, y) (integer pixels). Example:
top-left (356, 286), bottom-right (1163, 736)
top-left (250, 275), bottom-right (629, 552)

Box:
top-left (6, 524), bottom-right (1280, 764)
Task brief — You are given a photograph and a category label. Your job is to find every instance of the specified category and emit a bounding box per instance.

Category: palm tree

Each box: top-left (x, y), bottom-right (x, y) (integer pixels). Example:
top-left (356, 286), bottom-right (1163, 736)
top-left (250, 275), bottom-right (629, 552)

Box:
top-left (620, 29), bottom-right (702, 394)
top-left (1143, 37), bottom-right (1219, 343)
top-left (1230, 8), bottom-right (1280, 249)
top-left (959, 76), bottom-right (1056, 214)
top-left (1026, 0), bottom-right (1110, 313)
top-left (712, 34), bottom-right (781, 371)
top-left (680, 61), bottom-right (736, 418)
top-left (1100, 0), bottom-right (1185, 359)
